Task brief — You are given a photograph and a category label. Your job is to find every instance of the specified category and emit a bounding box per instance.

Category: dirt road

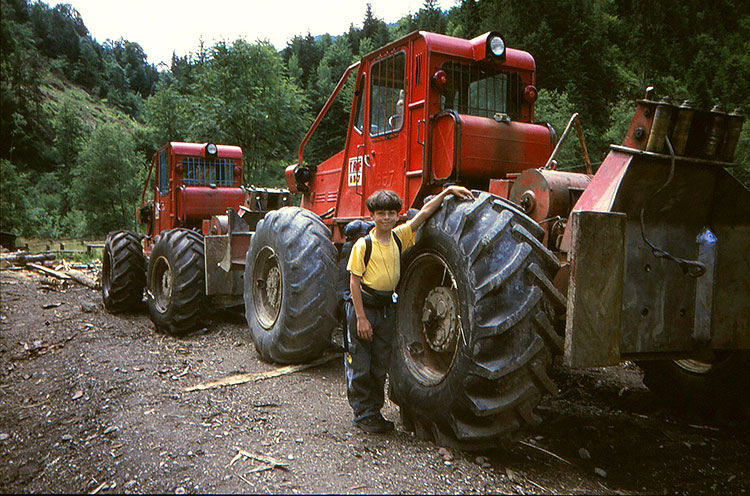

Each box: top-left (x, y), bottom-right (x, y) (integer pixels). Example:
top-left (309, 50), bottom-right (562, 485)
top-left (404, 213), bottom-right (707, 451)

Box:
top-left (1, 269), bottom-right (748, 494)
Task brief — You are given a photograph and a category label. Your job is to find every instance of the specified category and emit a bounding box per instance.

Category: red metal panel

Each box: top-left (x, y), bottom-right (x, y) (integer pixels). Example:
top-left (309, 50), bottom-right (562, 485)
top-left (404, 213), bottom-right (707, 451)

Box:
top-left (178, 187), bottom-right (245, 223)
top-left (422, 32), bottom-right (535, 70)
top-left (431, 116), bottom-right (455, 180)
top-left (301, 150), bottom-right (344, 217)
top-left (488, 179), bottom-right (514, 199)
top-left (456, 116), bottom-right (552, 180)
top-left (559, 151), bottom-right (633, 252)
top-left (170, 142), bottom-right (243, 159)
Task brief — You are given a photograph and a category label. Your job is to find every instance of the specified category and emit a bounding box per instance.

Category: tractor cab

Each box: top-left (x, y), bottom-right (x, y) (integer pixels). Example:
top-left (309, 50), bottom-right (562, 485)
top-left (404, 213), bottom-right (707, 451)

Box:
top-left (139, 142), bottom-right (245, 254)
top-left (287, 31), bottom-right (553, 243)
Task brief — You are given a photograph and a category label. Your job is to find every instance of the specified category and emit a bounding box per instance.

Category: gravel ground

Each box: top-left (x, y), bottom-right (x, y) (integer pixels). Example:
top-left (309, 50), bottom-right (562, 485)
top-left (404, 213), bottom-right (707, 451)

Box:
top-left (1, 268), bottom-right (748, 494)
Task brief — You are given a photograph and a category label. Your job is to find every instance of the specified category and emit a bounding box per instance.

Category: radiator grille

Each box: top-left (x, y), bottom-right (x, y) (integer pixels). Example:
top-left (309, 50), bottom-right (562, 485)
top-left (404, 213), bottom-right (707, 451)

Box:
top-left (182, 157), bottom-right (235, 186)
top-left (440, 61), bottom-right (523, 120)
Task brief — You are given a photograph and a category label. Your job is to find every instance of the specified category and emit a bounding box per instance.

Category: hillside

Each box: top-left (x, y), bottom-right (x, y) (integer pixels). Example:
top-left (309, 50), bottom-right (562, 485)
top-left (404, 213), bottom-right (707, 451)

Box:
top-left (2, 0), bottom-right (749, 239)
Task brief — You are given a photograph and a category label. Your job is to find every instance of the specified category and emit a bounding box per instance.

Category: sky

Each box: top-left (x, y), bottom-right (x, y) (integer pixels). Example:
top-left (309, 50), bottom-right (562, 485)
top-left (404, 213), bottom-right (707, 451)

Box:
top-left (65, 0), bottom-right (434, 68)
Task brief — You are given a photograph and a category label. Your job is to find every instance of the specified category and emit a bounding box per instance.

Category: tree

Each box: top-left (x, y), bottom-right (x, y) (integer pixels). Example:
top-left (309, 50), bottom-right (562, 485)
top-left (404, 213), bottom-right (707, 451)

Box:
top-left (144, 82), bottom-right (189, 145)
top-left (306, 37), bottom-right (356, 164)
top-left (1, 0), bottom-right (47, 168)
top-left (72, 123), bottom-right (143, 234)
top-left (0, 159), bottom-right (33, 234)
top-left (281, 33), bottom-right (324, 92)
top-left (362, 4), bottom-right (390, 48)
top-left (414, 0), bottom-right (447, 33)
top-left (186, 39), bottom-right (308, 182)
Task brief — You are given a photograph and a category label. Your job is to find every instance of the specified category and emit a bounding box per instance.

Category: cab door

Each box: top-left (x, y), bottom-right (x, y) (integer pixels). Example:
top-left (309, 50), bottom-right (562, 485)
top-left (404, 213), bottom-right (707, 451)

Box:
top-left (363, 49), bottom-right (409, 209)
top-left (154, 147), bottom-right (171, 235)
top-left (336, 70), bottom-right (368, 218)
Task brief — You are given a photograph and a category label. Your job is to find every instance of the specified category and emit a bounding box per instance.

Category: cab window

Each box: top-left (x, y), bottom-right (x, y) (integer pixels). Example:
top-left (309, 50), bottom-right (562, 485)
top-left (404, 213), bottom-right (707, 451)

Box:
top-left (158, 149), bottom-right (168, 195)
top-left (369, 52), bottom-right (405, 137)
top-left (353, 76), bottom-right (365, 134)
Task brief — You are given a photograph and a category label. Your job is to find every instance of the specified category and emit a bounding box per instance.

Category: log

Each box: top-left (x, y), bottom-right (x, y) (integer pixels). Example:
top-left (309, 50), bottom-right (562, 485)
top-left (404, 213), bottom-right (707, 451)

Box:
top-left (0, 253), bottom-right (56, 264)
top-left (66, 269), bottom-right (100, 289)
top-left (27, 263), bottom-right (71, 280)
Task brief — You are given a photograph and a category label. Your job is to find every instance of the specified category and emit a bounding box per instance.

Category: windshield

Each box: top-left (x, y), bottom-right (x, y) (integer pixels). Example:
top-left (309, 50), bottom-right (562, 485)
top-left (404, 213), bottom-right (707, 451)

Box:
top-left (439, 60), bottom-right (523, 120)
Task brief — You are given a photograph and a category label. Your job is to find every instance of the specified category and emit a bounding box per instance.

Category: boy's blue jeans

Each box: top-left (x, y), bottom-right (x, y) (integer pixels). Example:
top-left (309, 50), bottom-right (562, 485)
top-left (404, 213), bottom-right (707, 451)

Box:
top-left (344, 301), bottom-right (395, 422)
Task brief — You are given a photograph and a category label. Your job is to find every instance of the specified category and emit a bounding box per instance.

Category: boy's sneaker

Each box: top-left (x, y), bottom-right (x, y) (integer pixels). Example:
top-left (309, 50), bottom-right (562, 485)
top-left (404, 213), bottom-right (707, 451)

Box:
top-left (355, 414), bottom-right (394, 433)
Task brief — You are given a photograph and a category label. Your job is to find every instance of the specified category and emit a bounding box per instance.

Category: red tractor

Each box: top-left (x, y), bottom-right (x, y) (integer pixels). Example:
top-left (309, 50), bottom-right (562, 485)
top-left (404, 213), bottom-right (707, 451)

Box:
top-left (104, 30), bottom-right (749, 450)
top-left (101, 142), bottom-right (288, 335)
top-left (246, 31), bottom-right (749, 448)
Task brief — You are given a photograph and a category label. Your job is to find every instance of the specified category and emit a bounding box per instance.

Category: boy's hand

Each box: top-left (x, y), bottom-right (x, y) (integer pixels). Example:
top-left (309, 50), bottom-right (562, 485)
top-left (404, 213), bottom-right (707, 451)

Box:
top-left (357, 316), bottom-right (373, 341)
top-left (444, 185), bottom-right (474, 201)
top-left (410, 185), bottom-right (475, 230)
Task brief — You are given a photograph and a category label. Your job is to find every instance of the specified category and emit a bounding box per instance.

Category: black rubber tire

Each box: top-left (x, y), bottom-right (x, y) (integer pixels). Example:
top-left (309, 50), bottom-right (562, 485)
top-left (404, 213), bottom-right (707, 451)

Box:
top-left (638, 353), bottom-right (750, 421)
top-left (243, 207), bottom-right (338, 364)
top-left (101, 230), bottom-right (146, 313)
top-left (146, 228), bottom-right (206, 336)
top-left (389, 192), bottom-right (565, 450)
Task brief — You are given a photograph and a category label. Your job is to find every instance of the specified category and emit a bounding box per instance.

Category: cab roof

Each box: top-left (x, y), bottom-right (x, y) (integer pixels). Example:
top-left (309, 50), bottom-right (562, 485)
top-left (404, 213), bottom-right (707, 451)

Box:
top-left (169, 142), bottom-right (243, 159)
top-left (361, 31), bottom-right (536, 72)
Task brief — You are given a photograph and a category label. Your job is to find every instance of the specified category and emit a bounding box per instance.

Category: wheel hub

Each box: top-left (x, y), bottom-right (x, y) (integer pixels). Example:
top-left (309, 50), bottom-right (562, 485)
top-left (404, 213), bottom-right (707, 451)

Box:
top-left (265, 266), bottom-right (281, 309)
top-left (422, 286), bottom-right (459, 353)
top-left (152, 256), bottom-right (172, 313)
top-left (102, 249), bottom-right (114, 295)
top-left (253, 248), bottom-right (283, 329)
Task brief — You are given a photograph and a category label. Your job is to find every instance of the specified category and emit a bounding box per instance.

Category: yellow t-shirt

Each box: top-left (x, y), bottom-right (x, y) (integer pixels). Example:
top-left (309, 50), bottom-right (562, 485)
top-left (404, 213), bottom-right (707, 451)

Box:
top-left (347, 222), bottom-right (415, 291)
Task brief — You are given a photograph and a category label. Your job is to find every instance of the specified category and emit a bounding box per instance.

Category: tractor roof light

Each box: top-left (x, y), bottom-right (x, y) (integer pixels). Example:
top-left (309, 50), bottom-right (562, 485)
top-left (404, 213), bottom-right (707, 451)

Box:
top-left (432, 69), bottom-right (448, 91)
top-left (206, 143), bottom-right (218, 156)
top-left (487, 34), bottom-right (506, 60)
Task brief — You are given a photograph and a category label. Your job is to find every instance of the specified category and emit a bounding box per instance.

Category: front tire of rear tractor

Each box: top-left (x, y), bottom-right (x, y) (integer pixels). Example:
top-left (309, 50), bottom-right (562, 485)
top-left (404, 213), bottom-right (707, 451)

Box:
top-left (244, 207), bottom-right (338, 364)
top-left (639, 353), bottom-right (750, 421)
top-left (146, 228), bottom-right (206, 336)
top-left (102, 230), bottom-right (146, 313)
top-left (389, 192), bottom-right (566, 450)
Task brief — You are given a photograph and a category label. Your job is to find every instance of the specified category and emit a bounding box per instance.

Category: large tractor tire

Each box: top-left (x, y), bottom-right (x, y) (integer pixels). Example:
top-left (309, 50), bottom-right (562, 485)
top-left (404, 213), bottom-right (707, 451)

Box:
top-left (390, 192), bottom-right (565, 450)
top-left (639, 353), bottom-right (750, 420)
top-left (102, 230), bottom-right (146, 312)
top-left (244, 207), bottom-right (338, 364)
top-left (146, 228), bottom-right (206, 336)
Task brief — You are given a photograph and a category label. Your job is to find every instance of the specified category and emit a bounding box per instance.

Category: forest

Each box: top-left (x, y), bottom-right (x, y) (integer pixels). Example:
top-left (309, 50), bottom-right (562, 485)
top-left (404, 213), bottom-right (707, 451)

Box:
top-left (1, 0), bottom-right (748, 238)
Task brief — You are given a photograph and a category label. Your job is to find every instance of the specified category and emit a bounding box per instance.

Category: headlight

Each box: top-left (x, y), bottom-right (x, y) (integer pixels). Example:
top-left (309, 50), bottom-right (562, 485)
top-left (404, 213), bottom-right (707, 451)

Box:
top-left (206, 143), bottom-right (218, 156)
top-left (488, 35), bottom-right (505, 58)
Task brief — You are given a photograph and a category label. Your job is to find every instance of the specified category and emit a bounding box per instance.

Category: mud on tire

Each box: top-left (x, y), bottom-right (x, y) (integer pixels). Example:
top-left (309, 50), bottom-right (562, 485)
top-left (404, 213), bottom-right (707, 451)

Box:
top-left (146, 228), bottom-right (206, 336)
top-left (102, 230), bottom-right (146, 313)
top-left (390, 192), bottom-right (565, 450)
top-left (244, 207), bottom-right (338, 364)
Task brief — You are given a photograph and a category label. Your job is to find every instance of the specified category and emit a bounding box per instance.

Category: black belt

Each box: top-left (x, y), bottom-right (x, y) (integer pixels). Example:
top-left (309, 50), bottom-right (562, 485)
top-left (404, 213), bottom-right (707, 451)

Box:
top-left (360, 284), bottom-right (395, 308)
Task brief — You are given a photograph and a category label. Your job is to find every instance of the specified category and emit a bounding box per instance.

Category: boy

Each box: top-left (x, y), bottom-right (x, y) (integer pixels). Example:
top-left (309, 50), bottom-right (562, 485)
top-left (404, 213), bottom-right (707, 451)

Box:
top-left (345, 185), bottom-right (473, 433)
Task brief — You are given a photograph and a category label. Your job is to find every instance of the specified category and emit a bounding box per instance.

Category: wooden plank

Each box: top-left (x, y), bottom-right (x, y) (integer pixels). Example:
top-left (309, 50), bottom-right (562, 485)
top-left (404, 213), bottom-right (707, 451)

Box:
top-left (564, 211), bottom-right (626, 368)
top-left (183, 353), bottom-right (340, 392)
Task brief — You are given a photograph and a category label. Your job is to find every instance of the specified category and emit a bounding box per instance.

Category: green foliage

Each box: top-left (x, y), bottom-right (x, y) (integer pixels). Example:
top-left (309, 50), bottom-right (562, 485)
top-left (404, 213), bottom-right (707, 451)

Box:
top-left (304, 37), bottom-right (357, 164)
top-left (183, 39), bottom-right (307, 182)
top-left (144, 81), bottom-right (189, 145)
top-left (534, 89), bottom-right (584, 170)
top-left (0, 159), bottom-right (33, 234)
top-left (414, 0), bottom-right (447, 33)
top-left (3, 0), bottom-right (749, 242)
top-left (71, 123), bottom-right (143, 235)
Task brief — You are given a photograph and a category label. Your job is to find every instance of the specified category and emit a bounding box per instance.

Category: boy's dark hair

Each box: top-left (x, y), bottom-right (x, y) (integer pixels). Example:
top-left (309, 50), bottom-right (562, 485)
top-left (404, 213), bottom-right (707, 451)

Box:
top-left (365, 189), bottom-right (402, 213)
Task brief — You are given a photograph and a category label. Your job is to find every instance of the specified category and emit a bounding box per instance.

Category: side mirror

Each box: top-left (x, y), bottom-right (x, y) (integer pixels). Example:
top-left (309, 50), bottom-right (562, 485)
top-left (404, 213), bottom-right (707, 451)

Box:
top-left (139, 203), bottom-right (154, 224)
